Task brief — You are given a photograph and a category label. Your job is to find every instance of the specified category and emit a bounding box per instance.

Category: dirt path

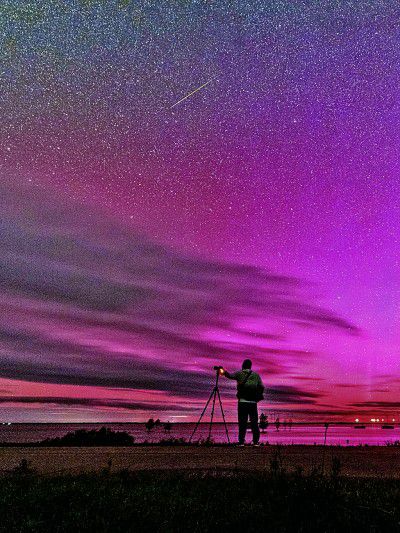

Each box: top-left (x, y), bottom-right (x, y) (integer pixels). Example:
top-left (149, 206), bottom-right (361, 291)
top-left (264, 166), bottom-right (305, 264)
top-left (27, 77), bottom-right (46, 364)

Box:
top-left (1, 445), bottom-right (399, 477)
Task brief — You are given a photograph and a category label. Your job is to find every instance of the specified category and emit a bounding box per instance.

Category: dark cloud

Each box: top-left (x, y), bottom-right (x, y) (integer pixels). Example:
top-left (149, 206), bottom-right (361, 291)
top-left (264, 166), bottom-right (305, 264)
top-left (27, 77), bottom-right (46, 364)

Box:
top-left (277, 408), bottom-right (362, 418)
top-left (0, 396), bottom-right (197, 412)
top-left (350, 401), bottom-right (400, 409)
top-left (0, 179), bottom-right (360, 400)
top-left (374, 376), bottom-right (400, 385)
top-left (0, 325), bottom-right (214, 396)
top-left (290, 376), bottom-right (324, 382)
top-left (266, 386), bottom-right (322, 405)
top-left (336, 383), bottom-right (366, 389)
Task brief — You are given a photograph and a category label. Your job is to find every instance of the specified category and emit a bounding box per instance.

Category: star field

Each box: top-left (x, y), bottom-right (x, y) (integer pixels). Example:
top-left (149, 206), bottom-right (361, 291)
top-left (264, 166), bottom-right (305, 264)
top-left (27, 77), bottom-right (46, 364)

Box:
top-left (0, 1), bottom-right (400, 421)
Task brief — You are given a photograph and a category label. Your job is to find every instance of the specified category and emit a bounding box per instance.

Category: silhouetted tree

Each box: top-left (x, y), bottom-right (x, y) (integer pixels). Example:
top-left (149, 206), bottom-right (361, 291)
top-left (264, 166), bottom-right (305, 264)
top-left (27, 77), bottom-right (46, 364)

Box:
top-left (324, 422), bottom-right (329, 445)
top-left (275, 417), bottom-right (281, 432)
top-left (259, 413), bottom-right (268, 433)
top-left (164, 421), bottom-right (172, 433)
top-left (145, 418), bottom-right (155, 432)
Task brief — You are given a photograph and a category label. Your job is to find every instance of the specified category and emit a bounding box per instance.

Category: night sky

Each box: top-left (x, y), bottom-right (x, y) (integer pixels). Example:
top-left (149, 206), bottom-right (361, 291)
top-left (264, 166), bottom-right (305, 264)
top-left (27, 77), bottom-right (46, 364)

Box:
top-left (1, 1), bottom-right (400, 422)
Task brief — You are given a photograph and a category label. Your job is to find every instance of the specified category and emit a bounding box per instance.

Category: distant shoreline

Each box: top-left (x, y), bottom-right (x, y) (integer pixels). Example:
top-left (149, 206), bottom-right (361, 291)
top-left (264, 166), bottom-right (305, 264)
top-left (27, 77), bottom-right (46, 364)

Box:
top-left (2, 422), bottom-right (399, 446)
top-left (2, 421), bottom-right (397, 426)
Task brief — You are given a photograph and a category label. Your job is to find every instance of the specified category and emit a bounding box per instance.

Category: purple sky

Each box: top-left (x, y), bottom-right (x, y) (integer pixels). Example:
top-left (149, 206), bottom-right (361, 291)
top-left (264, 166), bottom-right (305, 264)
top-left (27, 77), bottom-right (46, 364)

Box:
top-left (1, 1), bottom-right (400, 422)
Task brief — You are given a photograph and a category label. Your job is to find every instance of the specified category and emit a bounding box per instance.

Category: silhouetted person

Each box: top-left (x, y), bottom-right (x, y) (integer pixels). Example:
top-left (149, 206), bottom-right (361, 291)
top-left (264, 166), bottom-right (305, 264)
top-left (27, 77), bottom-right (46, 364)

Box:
top-left (224, 359), bottom-right (264, 446)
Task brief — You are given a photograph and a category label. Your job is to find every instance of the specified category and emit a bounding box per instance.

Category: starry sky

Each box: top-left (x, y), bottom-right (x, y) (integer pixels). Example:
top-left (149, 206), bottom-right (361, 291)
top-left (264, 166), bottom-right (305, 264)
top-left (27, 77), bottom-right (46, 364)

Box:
top-left (1, 1), bottom-right (400, 422)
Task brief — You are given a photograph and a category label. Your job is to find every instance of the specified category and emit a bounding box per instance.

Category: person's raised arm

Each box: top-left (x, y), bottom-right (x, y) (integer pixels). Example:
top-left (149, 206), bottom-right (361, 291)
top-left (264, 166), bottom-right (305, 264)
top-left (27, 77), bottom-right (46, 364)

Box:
top-left (223, 370), bottom-right (239, 380)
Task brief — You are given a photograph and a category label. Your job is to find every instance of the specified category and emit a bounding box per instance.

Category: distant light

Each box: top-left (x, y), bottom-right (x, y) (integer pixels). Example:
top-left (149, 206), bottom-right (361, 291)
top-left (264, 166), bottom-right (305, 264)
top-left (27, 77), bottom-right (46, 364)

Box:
top-left (355, 418), bottom-right (359, 423)
top-left (371, 418), bottom-right (375, 422)
top-left (393, 419), bottom-right (395, 422)
top-left (377, 419), bottom-right (380, 422)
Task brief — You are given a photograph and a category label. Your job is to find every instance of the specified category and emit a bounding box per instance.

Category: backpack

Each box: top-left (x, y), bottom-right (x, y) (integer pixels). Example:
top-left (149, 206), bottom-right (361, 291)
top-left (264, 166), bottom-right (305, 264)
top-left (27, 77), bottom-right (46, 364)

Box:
top-left (237, 371), bottom-right (265, 403)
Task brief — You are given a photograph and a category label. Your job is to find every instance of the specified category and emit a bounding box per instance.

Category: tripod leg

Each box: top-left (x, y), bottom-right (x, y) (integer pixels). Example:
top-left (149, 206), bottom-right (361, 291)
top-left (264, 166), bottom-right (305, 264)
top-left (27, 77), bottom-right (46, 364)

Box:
top-left (208, 388), bottom-right (217, 441)
top-left (189, 388), bottom-right (215, 442)
top-left (216, 388), bottom-right (230, 444)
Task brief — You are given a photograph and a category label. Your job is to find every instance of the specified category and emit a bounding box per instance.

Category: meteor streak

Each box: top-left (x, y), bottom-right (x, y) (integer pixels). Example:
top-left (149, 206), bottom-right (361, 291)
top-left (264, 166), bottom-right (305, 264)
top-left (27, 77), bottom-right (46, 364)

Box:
top-left (170, 79), bottom-right (212, 108)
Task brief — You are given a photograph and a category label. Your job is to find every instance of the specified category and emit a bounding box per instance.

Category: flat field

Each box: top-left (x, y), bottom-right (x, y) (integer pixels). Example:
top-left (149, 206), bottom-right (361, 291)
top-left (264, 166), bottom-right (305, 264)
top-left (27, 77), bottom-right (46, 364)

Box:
top-left (1, 444), bottom-right (399, 477)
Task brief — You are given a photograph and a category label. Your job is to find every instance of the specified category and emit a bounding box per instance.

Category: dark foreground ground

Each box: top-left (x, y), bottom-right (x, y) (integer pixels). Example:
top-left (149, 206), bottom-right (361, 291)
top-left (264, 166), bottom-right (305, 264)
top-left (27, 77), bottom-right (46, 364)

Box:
top-left (1, 446), bottom-right (400, 532)
top-left (1, 468), bottom-right (400, 532)
top-left (1, 444), bottom-right (400, 477)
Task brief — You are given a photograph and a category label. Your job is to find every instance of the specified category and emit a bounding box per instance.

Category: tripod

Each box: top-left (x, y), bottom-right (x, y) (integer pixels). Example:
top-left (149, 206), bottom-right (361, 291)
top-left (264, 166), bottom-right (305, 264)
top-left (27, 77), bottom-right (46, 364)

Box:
top-left (189, 368), bottom-right (230, 443)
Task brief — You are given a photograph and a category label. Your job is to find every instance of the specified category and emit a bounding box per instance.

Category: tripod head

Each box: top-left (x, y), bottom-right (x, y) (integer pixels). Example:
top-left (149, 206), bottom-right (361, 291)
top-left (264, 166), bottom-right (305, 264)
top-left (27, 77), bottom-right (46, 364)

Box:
top-left (213, 365), bottom-right (224, 375)
top-left (212, 366), bottom-right (224, 387)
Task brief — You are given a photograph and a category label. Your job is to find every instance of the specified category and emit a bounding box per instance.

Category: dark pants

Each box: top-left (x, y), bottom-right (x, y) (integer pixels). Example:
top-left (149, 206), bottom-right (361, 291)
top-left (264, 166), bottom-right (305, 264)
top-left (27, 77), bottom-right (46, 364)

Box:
top-left (238, 402), bottom-right (260, 444)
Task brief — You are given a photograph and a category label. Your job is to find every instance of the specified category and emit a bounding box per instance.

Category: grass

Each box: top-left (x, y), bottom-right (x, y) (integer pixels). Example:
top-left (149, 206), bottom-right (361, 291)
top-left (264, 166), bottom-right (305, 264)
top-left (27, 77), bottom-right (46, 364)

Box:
top-left (1, 457), bottom-right (400, 532)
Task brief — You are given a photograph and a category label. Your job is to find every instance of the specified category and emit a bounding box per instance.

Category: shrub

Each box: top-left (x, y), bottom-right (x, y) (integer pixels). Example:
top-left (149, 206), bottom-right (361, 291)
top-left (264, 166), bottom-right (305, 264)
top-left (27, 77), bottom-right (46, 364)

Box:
top-left (37, 427), bottom-right (135, 446)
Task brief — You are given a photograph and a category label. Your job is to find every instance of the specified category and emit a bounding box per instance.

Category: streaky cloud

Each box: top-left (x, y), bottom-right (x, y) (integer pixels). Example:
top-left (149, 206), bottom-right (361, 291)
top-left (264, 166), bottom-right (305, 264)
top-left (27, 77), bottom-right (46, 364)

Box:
top-left (267, 386), bottom-right (322, 404)
top-left (0, 396), bottom-right (197, 412)
top-left (0, 178), bottom-right (360, 400)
